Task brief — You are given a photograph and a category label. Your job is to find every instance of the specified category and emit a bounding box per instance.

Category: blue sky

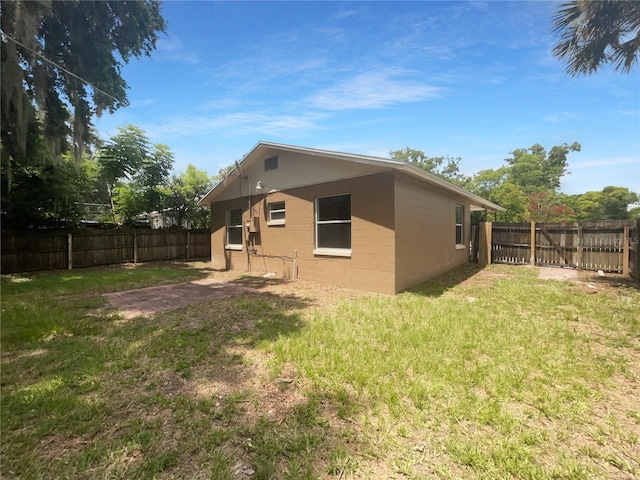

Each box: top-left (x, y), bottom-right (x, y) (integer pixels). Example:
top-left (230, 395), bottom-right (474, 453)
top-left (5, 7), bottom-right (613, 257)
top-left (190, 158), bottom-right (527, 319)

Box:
top-left (94, 1), bottom-right (640, 196)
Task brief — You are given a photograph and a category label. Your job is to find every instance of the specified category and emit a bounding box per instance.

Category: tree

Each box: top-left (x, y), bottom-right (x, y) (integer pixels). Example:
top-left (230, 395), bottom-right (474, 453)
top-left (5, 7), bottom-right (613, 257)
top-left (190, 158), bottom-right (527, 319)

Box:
top-left (389, 147), bottom-right (469, 186)
top-left (164, 165), bottom-right (214, 229)
top-left (490, 183), bottom-right (528, 223)
top-left (0, 149), bottom-right (95, 228)
top-left (526, 191), bottom-right (576, 223)
top-left (464, 167), bottom-right (508, 199)
top-left (463, 142), bottom-right (581, 221)
top-left (574, 190), bottom-right (604, 221)
top-left (505, 142), bottom-right (581, 193)
top-left (599, 186), bottom-right (639, 219)
top-left (572, 187), bottom-right (639, 220)
top-left (1, 0), bottom-right (167, 171)
top-left (97, 125), bottom-right (173, 225)
top-left (552, 1), bottom-right (640, 75)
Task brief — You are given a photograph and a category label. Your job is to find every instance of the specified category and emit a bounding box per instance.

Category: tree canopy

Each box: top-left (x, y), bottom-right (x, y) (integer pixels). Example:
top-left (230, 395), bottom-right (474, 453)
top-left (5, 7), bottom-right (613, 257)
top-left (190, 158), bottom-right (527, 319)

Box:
top-left (389, 147), bottom-right (467, 186)
top-left (552, 0), bottom-right (640, 75)
top-left (98, 125), bottom-right (173, 225)
top-left (163, 165), bottom-right (215, 229)
top-left (1, 0), bottom-right (167, 169)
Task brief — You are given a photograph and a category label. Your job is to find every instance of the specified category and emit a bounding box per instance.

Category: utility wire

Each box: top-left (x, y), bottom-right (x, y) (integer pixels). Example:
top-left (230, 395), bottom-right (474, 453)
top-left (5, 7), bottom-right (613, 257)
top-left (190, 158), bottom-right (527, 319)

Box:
top-left (0, 28), bottom-right (236, 161)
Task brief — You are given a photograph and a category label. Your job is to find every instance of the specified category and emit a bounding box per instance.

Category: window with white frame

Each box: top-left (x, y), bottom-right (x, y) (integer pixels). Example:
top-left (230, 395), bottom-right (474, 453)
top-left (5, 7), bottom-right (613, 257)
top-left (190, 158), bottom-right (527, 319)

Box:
top-left (315, 194), bottom-right (351, 256)
top-left (226, 208), bottom-right (243, 249)
top-left (268, 201), bottom-right (285, 225)
top-left (455, 205), bottom-right (464, 246)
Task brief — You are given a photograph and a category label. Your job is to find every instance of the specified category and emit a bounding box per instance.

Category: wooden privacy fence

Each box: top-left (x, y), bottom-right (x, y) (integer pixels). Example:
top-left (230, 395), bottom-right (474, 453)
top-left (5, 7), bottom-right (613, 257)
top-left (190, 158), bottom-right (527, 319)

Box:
top-left (1, 229), bottom-right (211, 274)
top-left (477, 220), bottom-right (638, 276)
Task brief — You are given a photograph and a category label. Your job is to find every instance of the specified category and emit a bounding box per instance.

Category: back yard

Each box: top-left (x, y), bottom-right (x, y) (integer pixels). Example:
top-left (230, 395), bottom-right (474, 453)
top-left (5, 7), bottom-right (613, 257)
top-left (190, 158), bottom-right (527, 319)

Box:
top-left (1, 262), bottom-right (638, 479)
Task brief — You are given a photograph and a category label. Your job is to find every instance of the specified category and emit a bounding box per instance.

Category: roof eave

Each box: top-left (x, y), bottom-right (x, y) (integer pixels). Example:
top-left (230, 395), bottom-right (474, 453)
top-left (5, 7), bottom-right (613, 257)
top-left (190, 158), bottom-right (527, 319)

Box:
top-left (198, 142), bottom-right (505, 213)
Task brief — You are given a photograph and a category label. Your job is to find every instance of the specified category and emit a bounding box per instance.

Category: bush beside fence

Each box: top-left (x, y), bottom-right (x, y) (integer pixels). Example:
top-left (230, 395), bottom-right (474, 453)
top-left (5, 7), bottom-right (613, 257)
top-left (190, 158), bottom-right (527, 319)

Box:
top-left (1, 230), bottom-right (211, 274)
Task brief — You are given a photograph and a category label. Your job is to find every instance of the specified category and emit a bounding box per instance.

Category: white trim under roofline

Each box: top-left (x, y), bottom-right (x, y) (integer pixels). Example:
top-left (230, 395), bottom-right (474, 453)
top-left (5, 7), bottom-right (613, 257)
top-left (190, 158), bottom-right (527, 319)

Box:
top-left (199, 142), bottom-right (505, 213)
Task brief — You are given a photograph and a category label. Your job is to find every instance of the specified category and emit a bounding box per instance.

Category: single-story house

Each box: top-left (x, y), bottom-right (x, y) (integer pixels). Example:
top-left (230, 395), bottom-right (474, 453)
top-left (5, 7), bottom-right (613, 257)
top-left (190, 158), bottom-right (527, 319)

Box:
top-left (199, 142), bottom-right (504, 294)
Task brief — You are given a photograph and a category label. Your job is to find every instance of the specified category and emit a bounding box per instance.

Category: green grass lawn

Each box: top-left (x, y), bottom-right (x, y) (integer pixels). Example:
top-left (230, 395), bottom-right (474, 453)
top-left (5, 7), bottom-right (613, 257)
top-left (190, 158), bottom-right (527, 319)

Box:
top-left (1, 262), bottom-right (638, 479)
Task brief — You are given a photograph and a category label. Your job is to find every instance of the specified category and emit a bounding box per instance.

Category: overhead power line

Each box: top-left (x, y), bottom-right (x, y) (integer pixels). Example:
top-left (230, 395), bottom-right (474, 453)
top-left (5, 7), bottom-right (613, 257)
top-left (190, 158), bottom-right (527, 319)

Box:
top-left (0, 28), bottom-right (236, 161)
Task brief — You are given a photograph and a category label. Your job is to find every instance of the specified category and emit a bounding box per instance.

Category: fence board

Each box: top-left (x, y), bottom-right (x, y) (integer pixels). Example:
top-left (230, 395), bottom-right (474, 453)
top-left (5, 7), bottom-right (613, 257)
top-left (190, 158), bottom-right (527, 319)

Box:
top-left (490, 221), bottom-right (634, 274)
top-left (491, 223), bottom-right (531, 265)
top-left (1, 229), bottom-right (211, 274)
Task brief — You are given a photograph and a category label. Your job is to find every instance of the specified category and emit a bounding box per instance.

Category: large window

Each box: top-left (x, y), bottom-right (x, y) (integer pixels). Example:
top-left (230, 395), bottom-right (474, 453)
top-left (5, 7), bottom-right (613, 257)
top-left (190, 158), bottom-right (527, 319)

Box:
top-left (268, 201), bottom-right (285, 226)
top-left (455, 205), bottom-right (464, 246)
top-left (315, 194), bottom-right (351, 256)
top-left (226, 208), bottom-right (243, 249)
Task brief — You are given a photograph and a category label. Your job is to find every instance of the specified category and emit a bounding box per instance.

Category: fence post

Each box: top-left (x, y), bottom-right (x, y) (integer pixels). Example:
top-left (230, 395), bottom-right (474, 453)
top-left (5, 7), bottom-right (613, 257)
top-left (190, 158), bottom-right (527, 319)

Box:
top-left (133, 233), bottom-right (138, 263)
top-left (576, 224), bottom-right (583, 270)
top-left (186, 230), bottom-right (191, 260)
top-left (636, 220), bottom-right (640, 283)
top-left (67, 233), bottom-right (73, 270)
top-left (623, 225), bottom-right (630, 276)
top-left (478, 222), bottom-right (492, 266)
top-left (530, 221), bottom-right (536, 265)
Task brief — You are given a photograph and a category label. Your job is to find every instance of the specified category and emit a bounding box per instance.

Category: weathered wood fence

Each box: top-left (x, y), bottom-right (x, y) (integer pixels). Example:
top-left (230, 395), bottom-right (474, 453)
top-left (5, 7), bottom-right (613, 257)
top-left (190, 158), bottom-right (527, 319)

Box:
top-left (476, 220), bottom-right (638, 277)
top-left (1, 229), bottom-right (211, 274)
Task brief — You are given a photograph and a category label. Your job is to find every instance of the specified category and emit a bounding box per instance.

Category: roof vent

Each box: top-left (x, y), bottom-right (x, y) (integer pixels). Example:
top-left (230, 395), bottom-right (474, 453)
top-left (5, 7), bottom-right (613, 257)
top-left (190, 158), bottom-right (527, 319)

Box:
top-left (264, 156), bottom-right (278, 171)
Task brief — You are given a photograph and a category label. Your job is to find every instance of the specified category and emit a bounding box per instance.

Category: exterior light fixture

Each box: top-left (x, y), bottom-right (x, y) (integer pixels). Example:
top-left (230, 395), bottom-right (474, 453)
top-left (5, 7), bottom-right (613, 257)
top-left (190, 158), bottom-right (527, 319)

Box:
top-left (255, 181), bottom-right (263, 192)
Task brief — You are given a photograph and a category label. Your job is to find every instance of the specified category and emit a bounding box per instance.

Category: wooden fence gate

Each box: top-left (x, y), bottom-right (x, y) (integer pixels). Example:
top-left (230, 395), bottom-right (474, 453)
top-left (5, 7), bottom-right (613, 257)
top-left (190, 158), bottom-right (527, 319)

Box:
top-left (478, 220), bottom-right (637, 276)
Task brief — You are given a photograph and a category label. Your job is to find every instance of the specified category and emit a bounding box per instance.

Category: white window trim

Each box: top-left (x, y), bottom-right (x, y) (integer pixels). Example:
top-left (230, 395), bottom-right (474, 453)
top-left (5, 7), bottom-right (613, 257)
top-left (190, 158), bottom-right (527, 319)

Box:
top-left (455, 204), bottom-right (464, 247)
top-left (313, 248), bottom-right (352, 257)
top-left (267, 201), bottom-right (286, 226)
top-left (315, 193), bottom-right (352, 254)
top-left (225, 208), bottom-right (243, 250)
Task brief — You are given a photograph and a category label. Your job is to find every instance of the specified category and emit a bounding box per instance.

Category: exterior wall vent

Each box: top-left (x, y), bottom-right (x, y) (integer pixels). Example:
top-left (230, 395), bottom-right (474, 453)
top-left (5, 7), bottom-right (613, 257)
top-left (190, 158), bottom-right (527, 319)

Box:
top-left (264, 156), bottom-right (278, 171)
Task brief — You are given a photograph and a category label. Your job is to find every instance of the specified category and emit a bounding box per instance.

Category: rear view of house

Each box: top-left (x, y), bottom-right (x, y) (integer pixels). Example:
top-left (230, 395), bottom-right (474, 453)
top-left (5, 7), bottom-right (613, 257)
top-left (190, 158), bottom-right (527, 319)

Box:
top-left (199, 142), bottom-right (504, 294)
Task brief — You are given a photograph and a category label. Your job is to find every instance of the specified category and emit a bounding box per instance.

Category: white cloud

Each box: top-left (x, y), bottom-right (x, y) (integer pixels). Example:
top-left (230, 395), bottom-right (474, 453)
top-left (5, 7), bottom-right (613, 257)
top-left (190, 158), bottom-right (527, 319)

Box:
top-left (308, 69), bottom-right (442, 111)
top-left (155, 37), bottom-right (201, 65)
top-left (571, 157), bottom-right (640, 169)
top-left (544, 112), bottom-right (580, 123)
top-left (144, 111), bottom-right (327, 139)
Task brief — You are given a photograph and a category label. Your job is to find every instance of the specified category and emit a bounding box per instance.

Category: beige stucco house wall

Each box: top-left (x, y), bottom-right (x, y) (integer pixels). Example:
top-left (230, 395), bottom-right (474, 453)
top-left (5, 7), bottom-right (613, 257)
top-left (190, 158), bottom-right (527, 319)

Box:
top-left (201, 142), bottom-right (504, 294)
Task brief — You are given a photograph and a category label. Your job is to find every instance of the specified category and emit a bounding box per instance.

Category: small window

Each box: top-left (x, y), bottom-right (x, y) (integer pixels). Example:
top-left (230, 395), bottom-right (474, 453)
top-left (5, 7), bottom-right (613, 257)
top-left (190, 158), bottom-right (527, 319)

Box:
top-left (455, 205), bottom-right (464, 246)
top-left (268, 201), bottom-right (285, 225)
top-left (226, 208), bottom-right (243, 250)
top-left (264, 156), bottom-right (278, 171)
top-left (315, 194), bottom-right (351, 256)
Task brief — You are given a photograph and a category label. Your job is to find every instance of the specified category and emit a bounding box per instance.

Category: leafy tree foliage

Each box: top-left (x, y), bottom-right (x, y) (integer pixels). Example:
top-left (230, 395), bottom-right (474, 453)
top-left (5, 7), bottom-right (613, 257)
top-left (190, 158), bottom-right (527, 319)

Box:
top-left (98, 125), bottom-right (173, 225)
top-left (571, 187), bottom-right (638, 221)
top-left (1, 0), bottom-right (167, 170)
top-left (505, 142), bottom-right (581, 193)
top-left (389, 147), bottom-right (468, 186)
top-left (526, 191), bottom-right (576, 223)
top-left (0, 151), bottom-right (94, 228)
top-left (552, 1), bottom-right (640, 76)
top-left (464, 143), bottom-right (581, 222)
top-left (488, 183), bottom-right (529, 222)
top-left (163, 165), bottom-right (215, 229)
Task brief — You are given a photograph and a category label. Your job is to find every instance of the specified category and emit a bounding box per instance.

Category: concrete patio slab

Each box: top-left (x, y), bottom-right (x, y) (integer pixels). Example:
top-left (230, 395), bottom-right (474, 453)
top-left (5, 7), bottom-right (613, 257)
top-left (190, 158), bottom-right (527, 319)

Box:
top-left (537, 266), bottom-right (578, 281)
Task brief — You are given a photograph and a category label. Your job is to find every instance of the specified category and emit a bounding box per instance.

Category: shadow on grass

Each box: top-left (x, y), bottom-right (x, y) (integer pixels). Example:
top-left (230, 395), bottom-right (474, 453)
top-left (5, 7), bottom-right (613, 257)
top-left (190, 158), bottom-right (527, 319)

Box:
top-left (406, 263), bottom-right (486, 298)
top-left (579, 272), bottom-right (640, 292)
top-left (1, 263), bottom-right (350, 479)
